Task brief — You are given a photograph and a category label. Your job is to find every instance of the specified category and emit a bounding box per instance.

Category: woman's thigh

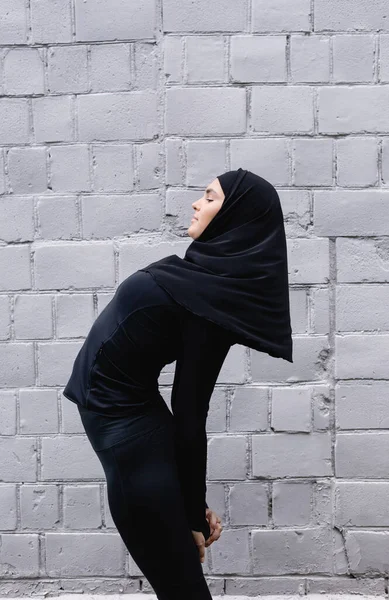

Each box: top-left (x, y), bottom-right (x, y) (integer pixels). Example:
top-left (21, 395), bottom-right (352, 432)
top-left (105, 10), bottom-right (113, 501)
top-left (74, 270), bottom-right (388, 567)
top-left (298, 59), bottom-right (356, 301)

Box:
top-left (79, 407), bottom-right (212, 599)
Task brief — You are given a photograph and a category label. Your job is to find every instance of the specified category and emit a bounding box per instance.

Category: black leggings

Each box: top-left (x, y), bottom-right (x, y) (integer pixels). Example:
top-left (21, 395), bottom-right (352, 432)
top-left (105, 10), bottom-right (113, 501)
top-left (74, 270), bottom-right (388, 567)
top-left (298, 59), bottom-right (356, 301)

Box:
top-left (77, 395), bottom-right (212, 600)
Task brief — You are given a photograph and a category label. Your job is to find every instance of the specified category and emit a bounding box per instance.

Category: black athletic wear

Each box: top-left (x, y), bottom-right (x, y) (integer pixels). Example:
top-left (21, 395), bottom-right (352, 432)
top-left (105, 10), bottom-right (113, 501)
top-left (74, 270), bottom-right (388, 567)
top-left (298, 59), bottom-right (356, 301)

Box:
top-left (63, 269), bottom-right (235, 538)
top-left (139, 168), bottom-right (293, 364)
top-left (78, 399), bottom-right (214, 599)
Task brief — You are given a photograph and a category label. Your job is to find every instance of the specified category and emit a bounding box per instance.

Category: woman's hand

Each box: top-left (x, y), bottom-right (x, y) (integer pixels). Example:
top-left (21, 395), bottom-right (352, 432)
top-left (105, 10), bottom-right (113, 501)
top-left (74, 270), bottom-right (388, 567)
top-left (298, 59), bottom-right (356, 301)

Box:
top-left (204, 507), bottom-right (223, 548)
top-left (191, 508), bottom-right (223, 563)
top-left (191, 530), bottom-right (206, 563)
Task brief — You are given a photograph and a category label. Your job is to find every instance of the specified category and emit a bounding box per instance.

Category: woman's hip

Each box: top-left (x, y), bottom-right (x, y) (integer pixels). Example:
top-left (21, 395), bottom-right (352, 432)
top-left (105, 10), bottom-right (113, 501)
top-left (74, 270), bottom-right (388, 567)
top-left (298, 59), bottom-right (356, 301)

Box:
top-left (77, 394), bottom-right (173, 452)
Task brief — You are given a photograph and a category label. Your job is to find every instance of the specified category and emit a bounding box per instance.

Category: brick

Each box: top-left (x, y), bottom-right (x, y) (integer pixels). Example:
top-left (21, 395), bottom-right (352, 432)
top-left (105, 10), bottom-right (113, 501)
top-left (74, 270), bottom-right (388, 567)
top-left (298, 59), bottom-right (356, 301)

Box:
top-left (207, 435), bottom-right (247, 480)
top-left (0, 437), bottom-right (37, 482)
top-left (210, 528), bottom-right (251, 574)
top-left (164, 36), bottom-right (183, 83)
top-left (47, 45), bottom-right (88, 94)
top-left (186, 36), bottom-right (225, 82)
top-left (19, 389), bottom-right (59, 434)
top-left (0, 342), bottom-right (34, 386)
top-left (312, 384), bottom-right (331, 431)
top-left (277, 190), bottom-right (311, 237)
top-left (335, 334), bottom-right (389, 379)
top-left (20, 484), bottom-right (59, 529)
top-left (271, 387), bottom-right (311, 432)
top-left (345, 531), bottom-right (389, 575)
top-left (63, 485), bottom-right (101, 529)
top-left (90, 44), bottom-right (132, 92)
top-left (315, 0), bottom-right (389, 31)
top-left (336, 382), bottom-right (389, 429)
top-left (186, 140), bottom-right (227, 186)
top-left (0, 0), bottom-right (27, 43)
top-left (336, 432), bottom-right (389, 477)
top-left (293, 138), bottom-right (333, 186)
top-left (231, 35), bottom-right (286, 83)
top-left (251, 86), bottom-right (314, 133)
top-left (336, 482), bottom-right (389, 526)
top-left (81, 193), bottom-right (161, 238)
top-left (49, 145), bottom-right (90, 193)
top-left (37, 196), bottom-right (79, 239)
top-left (136, 142), bottom-right (162, 190)
top-left (311, 287), bottom-right (330, 334)
top-left (3, 48), bottom-right (44, 95)
top-left (318, 86), bottom-right (389, 134)
top-left (31, 0), bottom-right (72, 43)
top-left (133, 42), bottom-right (158, 89)
top-left (0, 295), bottom-right (10, 340)
top-left (78, 92), bottom-right (158, 141)
top-left (382, 137), bottom-right (389, 184)
top-left (61, 394), bottom-right (85, 434)
top-left (166, 87), bottom-right (246, 135)
top-left (32, 96), bottom-right (73, 143)
top-left (336, 284), bottom-right (389, 331)
top-left (252, 432), bottom-right (331, 477)
top-left (41, 436), bottom-right (104, 480)
top-left (229, 483), bottom-right (268, 525)
top-left (38, 341), bottom-right (84, 386)
top-left (163, 0), bottom-right (246, 32)
top-left (337, 237), bottom-right (389, 283)
top-left (0, 196), bottom-right (34, 243)
top-left (252, 0), bottom-right (311, 32)
top-left (289, 288), bottom-right (308, 333)
top-left (336, 137), bottom-right (378, 186)
top-left (0, 98), bottom-right (30, 144)
top-left (0, 534), bottom-right (39, 576)
top-left (92, 144), bottom-right (134, 193)
top-left (45, 532), bottom-right (125, 576)
top-left (287, 238), bottom-right (329, 283)
top-left (0, 152), bottom-right (4, 194)
top-left (230, 138), bottom-right (289, 186)
top-left (251, 335), bottom-right (329, 383)
top-left (252, 527), bottom-right (332, 575)
top-left (206, 387), bottom-right (227, 433)
top-left (290, 35), bottom-right (330, 83)
top-left (75, 0), bottom-right (156, 41)
top-left (34, 242), bottom-right (115, 290)
top-left (14, 293), bottom-right (53, 339)
top-left (0, 391), bottom-right (16, 434)
top-left (333, 35), bottom-right (375, 82)
top-left (166, 188), bottom-right (206, 228)
top-left (273, 482), bottom-right (311, 525)
top-left (229, 386), bottom-right (268, 432)
top-left (381, 35), bottom-right (389, 82)
top-left (56, 293), bottom-right (94, 338)
top-left (7, 147), bottom-right (47, 194)
top-left (0, 484), bottom-right (17, 530)
top-left (315, 190), bottom-right (389, 236)
top-left (0, 245), bottom-right (31, 291)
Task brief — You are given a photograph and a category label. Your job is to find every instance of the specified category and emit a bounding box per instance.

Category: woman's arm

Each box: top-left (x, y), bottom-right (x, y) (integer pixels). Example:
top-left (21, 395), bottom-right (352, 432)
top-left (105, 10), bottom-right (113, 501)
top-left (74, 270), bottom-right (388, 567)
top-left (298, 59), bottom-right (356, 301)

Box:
top-left (170, 311), bottom-right (233, 540)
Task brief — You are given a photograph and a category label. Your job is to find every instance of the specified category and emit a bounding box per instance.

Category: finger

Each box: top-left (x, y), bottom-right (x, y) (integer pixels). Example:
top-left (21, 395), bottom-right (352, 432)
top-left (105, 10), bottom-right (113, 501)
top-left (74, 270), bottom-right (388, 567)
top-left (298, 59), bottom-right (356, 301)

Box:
top-left (205, 523), bottom-right (222, 546)
top-left (207, 523), bottom-right (223, 545)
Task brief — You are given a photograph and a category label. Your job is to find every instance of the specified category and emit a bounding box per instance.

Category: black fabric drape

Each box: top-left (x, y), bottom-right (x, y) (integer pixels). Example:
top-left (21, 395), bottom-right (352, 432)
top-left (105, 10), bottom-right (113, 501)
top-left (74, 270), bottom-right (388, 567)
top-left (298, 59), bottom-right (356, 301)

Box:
top-left (140, 168), bottom-right (293, 363)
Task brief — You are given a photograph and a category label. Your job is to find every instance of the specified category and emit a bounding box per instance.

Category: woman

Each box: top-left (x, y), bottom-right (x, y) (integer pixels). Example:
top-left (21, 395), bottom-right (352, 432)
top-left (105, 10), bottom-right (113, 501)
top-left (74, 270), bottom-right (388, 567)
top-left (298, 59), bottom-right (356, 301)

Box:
top-left (63, 167), bottom-right (293, 600)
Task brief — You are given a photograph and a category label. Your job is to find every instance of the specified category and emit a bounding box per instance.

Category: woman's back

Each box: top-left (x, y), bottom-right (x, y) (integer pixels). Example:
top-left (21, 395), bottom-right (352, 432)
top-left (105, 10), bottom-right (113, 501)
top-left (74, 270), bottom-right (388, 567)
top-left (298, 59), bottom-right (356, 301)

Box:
top-left (62, 269), bottom-right (235, 417)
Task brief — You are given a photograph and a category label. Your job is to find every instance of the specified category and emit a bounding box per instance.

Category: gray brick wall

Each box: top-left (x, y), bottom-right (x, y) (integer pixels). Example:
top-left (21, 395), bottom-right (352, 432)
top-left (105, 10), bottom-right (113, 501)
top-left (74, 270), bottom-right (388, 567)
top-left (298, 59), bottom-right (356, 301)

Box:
top-left (0, 0), bottom-right (388, 595)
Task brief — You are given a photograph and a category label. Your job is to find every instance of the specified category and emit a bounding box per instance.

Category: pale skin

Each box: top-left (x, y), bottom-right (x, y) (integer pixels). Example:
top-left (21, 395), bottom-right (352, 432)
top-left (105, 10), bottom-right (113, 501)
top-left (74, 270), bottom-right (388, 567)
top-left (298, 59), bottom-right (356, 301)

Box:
top-left (187, 177), bottom-right (226, 562)
top-left (187, 177), bottom-right (226, 241)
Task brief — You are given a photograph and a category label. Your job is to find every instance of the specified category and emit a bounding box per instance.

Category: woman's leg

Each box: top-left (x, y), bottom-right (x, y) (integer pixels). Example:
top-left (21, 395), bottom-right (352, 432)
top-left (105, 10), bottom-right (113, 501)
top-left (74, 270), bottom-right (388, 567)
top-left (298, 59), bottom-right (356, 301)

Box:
top-left (78, 404), bottom-right (212, 600)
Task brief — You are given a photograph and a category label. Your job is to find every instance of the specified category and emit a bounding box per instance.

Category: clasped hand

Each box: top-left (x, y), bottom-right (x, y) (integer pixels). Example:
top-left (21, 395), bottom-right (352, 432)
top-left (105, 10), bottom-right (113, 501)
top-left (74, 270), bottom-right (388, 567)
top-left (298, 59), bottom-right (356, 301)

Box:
top-left (192, 507), bottom-right (223, 564)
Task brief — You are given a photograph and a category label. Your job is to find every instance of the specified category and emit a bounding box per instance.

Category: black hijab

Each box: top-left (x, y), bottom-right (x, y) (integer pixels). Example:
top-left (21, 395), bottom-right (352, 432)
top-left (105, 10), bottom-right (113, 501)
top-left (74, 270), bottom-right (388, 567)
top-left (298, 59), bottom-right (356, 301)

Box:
top-left (139, 168), bottom-right (293, 362)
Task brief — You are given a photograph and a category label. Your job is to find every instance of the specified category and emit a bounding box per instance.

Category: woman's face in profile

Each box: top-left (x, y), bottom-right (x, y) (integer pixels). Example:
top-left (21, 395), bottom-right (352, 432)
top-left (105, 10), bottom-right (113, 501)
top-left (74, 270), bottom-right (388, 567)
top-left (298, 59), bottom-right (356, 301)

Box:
top-left (187, 178), bottom-right (225, 240)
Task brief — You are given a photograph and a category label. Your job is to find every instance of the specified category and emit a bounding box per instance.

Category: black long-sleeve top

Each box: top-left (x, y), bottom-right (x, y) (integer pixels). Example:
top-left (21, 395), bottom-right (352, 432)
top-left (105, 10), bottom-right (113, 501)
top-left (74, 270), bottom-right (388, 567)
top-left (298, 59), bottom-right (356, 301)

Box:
top-left (63, 270), bottom-right (235, 538)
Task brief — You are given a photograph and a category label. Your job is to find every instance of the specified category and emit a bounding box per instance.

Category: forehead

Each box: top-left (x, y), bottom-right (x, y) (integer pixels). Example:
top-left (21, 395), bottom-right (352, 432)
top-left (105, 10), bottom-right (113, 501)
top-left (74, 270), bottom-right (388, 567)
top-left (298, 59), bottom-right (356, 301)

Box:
top-left (206, 178), bottom-right (222, 195)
